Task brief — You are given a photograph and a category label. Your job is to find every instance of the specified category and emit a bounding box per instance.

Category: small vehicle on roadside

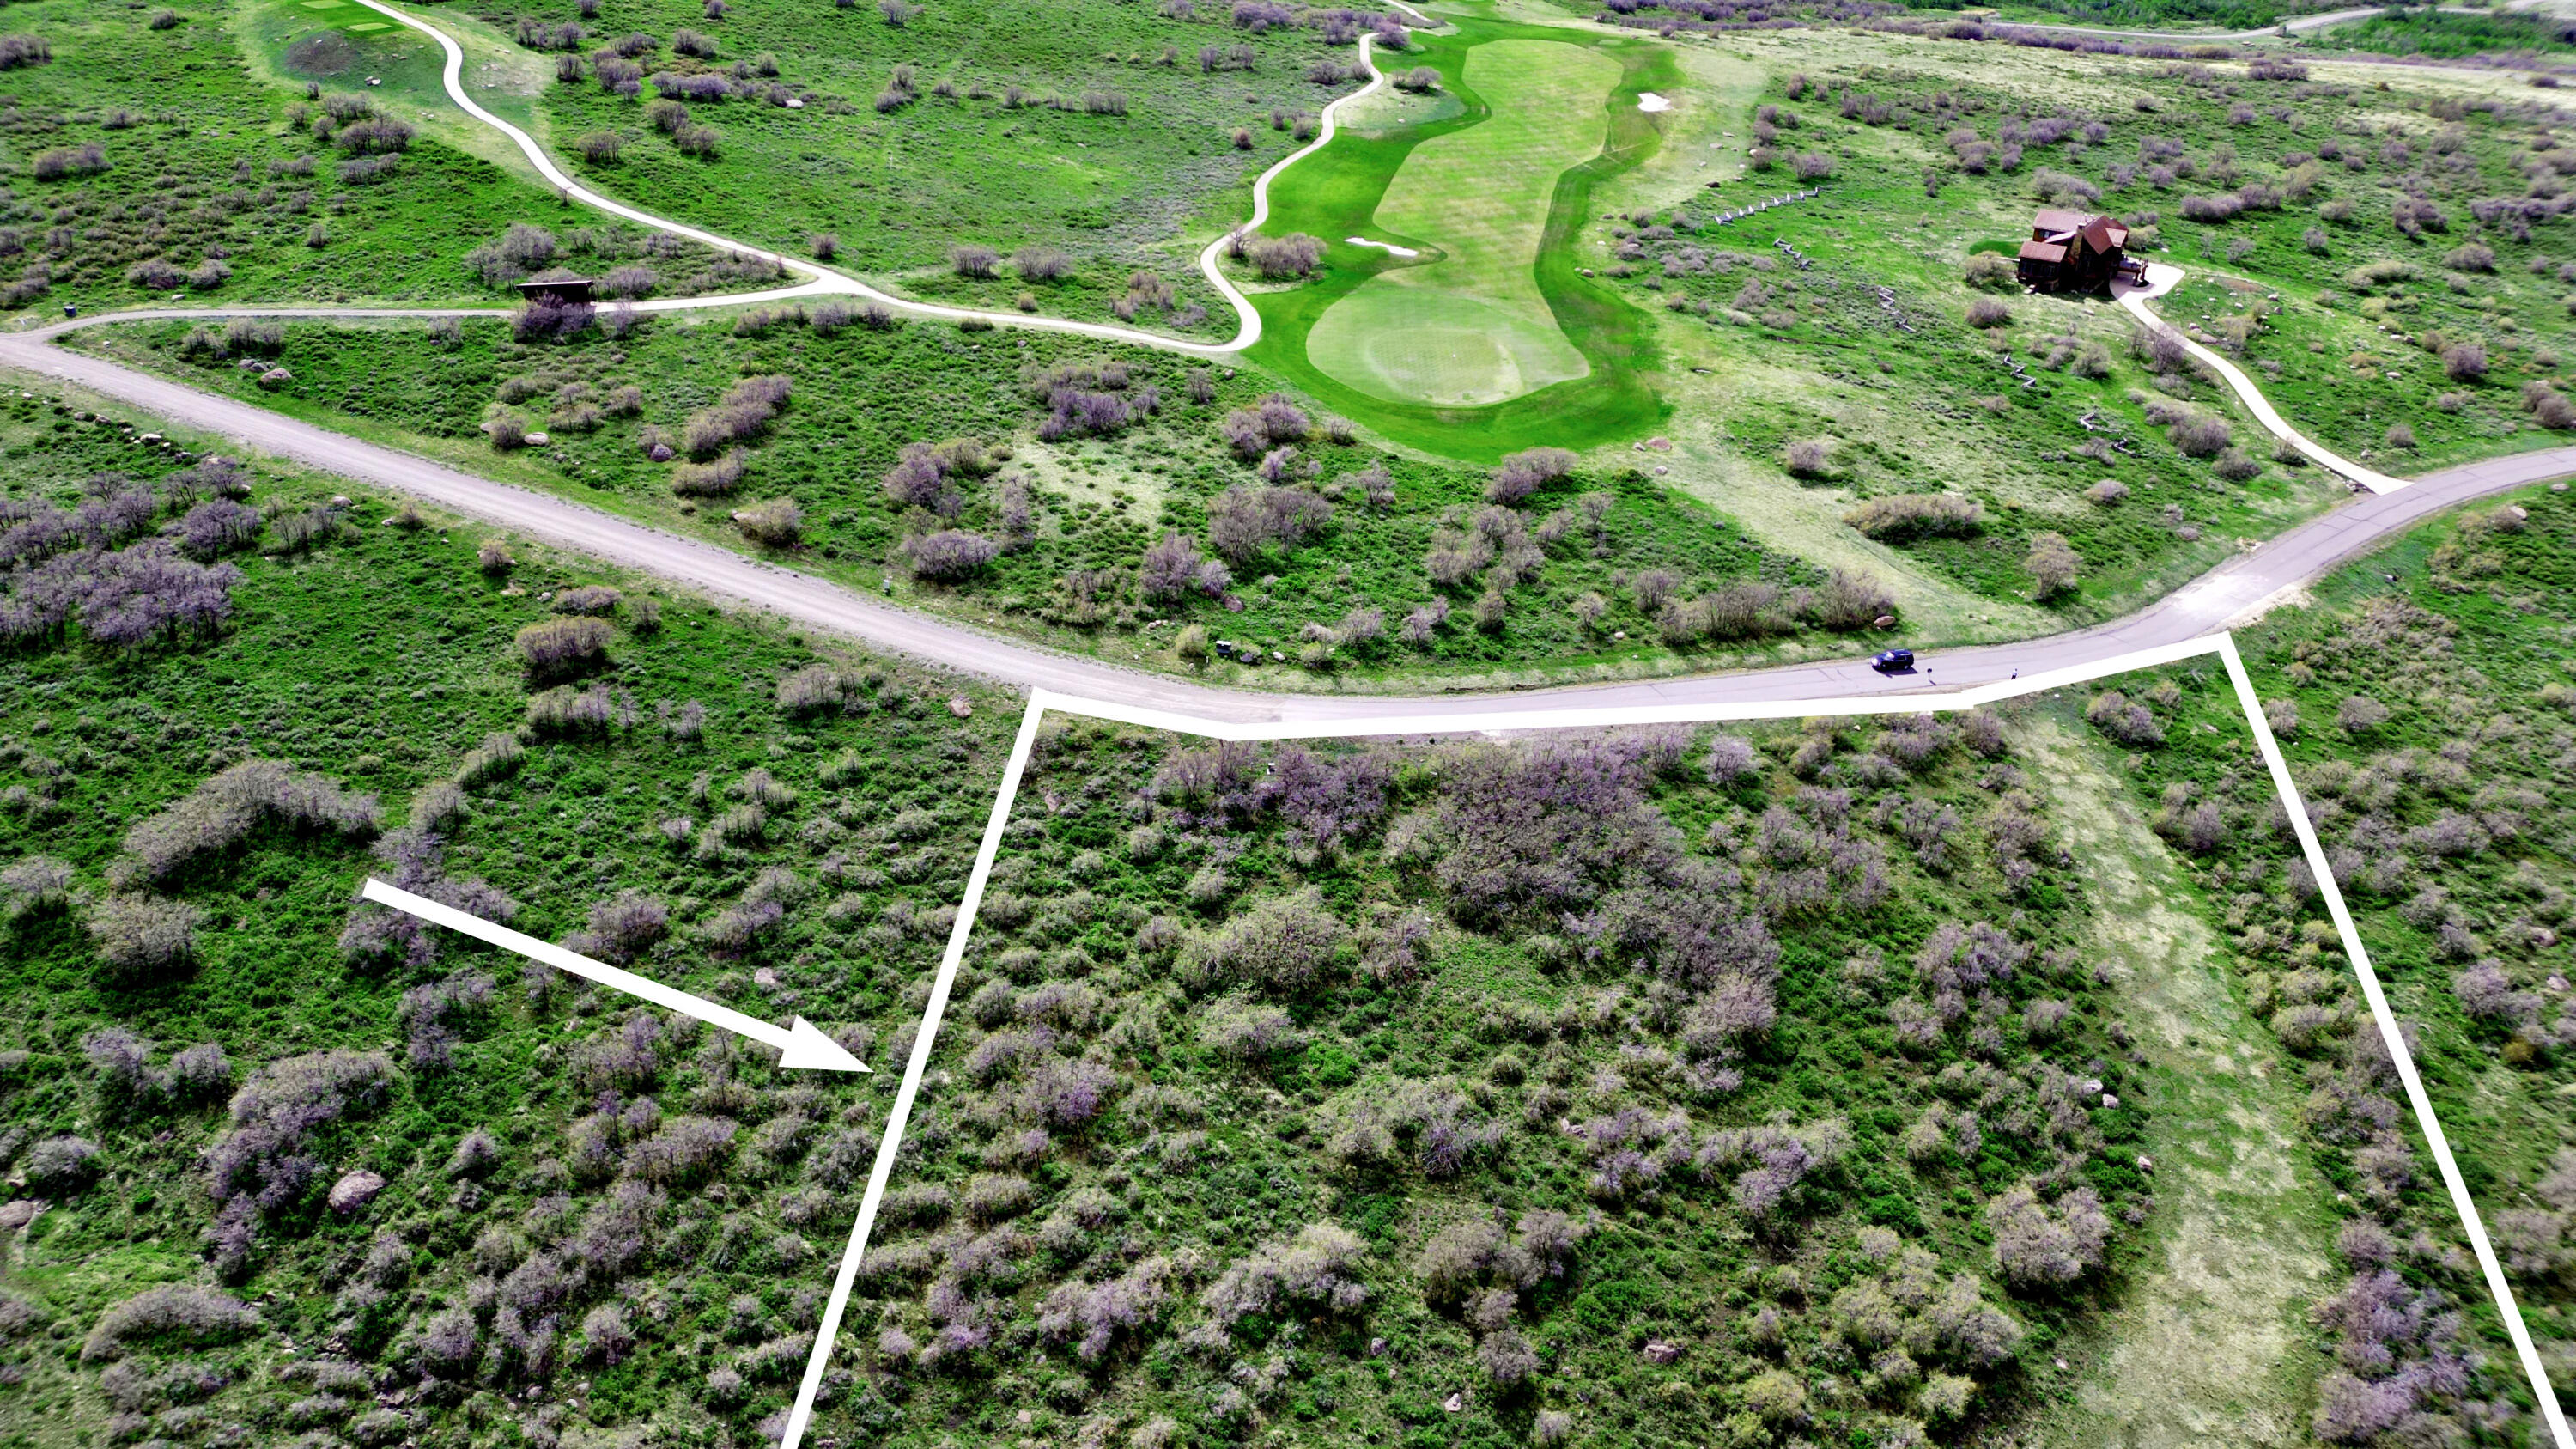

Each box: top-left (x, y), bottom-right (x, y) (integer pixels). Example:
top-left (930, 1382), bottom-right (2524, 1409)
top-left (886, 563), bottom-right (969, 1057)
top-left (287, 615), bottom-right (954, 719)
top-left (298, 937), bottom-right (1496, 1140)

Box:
top-left (1872, 648), bottom-right (1916, 672)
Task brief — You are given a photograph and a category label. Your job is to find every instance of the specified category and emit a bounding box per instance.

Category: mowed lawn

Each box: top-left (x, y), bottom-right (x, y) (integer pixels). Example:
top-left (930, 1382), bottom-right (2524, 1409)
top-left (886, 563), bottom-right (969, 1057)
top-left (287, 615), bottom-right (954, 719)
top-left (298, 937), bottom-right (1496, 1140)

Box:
top-left (1304, 39), bottom-right (1619, 408)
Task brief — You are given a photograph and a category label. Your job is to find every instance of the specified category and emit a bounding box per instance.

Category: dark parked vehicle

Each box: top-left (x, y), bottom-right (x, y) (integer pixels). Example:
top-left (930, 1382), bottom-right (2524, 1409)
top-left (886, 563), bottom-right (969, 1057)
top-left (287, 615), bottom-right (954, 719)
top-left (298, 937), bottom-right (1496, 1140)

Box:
top-left (1872, 648), bottom-right (1915, 672)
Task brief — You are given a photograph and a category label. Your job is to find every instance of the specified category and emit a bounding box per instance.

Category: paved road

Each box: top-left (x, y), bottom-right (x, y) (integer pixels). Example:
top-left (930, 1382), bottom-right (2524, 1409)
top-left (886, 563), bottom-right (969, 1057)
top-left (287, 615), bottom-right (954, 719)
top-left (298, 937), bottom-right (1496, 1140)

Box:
top-left (5, 320), bottom-right (2567, 723)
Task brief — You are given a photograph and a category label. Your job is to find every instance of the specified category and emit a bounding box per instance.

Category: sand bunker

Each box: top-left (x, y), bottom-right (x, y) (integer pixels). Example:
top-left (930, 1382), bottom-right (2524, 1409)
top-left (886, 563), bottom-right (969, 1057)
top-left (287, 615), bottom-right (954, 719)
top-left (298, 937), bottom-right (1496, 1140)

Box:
top-left (1637, 92), bottom-right (1672, 112)
top-left (1346, 237), bottom-right (1421, 258)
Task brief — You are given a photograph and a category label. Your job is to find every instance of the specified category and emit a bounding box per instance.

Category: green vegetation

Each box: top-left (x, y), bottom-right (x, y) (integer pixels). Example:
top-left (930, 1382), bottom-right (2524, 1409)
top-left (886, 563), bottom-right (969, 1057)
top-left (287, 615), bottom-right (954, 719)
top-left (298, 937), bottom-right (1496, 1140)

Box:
top-left (1572, 30), bottom-right (2576, 621)
top-left (1304, 39), bottom-right (1622, 408)
top-left (812, 704), bottom-right (2380, 1446)
top-left (0, 0), bottom-right (779, 310)
top-left (0, 389), bottom-right (1014, 1445)
top-left (467, 0), bottom-right (1387, 337)
top-left (2303, 9), bottom-right (2576, 61)
top-left (78, 310), bottom-right (1914, 688)
top-left (2169, 480), bottom-right (2576, 1406)
top-left (1243, 15), bottom-right (1676, 456)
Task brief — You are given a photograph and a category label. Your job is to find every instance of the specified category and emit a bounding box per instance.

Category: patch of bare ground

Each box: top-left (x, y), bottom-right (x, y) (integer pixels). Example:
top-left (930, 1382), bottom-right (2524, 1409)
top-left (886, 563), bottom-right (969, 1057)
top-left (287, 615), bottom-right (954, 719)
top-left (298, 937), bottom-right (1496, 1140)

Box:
top-left (2022, 718), bottom-right (2336, 1448)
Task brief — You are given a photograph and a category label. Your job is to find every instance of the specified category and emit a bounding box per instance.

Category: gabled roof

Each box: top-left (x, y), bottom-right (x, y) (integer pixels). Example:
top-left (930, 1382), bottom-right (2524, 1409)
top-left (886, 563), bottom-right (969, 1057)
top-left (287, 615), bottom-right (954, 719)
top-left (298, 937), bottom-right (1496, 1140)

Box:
top-left (2079, 216), bottom-right (2126, 253)
top-left (2032, 208), bottom-right (2091, 236)
top-left (2018, 240), bottom-right (2069, 264)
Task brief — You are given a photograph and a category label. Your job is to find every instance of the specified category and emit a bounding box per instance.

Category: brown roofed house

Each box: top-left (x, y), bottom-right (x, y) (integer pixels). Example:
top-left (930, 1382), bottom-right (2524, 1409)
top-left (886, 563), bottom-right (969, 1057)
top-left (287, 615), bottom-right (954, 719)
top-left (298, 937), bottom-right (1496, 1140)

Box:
top-left (2015, 210), bottom-right (2135, 293)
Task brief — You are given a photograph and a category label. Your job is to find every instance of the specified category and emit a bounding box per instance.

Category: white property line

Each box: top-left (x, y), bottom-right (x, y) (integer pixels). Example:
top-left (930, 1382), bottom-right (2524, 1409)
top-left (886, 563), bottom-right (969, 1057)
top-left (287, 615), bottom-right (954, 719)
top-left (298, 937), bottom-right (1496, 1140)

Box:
top-left (780, 632), bottom-right (2573, 1446)
top-left (2215, 637), bottom-right (2574, 1449)
top-left (345, 0), bottom-right (1422, 358)
top-left (2116, 263), bottom-right (2408, 495)
top-left (781, 696), bottom-right (1052, 1449)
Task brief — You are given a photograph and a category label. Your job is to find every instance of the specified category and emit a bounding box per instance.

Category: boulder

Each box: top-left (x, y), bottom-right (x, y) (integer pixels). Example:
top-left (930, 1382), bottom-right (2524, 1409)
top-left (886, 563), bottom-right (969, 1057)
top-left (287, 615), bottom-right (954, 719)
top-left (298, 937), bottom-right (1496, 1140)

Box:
top-left (0, 1200), bottom-right (39, 1231)
top-left (328, 1170), bottom-right (386, 1215)
top-left (1643, 1340), bottom-right (1682, 1365)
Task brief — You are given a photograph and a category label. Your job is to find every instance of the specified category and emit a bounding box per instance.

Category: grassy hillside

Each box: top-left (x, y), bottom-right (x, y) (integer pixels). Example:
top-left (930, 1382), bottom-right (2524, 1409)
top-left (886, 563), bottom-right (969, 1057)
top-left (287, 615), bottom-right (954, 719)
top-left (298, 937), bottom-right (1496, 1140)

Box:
top-left (0, 388), bottom-right (1013, 1446)
top-left (2147, 478), bottom-right (2576, 1408)
top-left (810, 703), bottom-right (2430, 1446)
top-left (72, 309), bottom-right (1905, 690)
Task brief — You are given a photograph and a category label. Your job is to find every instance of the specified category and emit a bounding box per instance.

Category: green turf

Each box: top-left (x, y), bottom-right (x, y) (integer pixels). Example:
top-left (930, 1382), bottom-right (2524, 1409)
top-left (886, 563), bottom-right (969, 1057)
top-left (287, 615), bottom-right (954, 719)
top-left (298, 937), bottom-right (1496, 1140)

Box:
top-left (1304, 39), bottom-right (1619, 407)
top-left (1237, 17), bottom-right (1676, 460)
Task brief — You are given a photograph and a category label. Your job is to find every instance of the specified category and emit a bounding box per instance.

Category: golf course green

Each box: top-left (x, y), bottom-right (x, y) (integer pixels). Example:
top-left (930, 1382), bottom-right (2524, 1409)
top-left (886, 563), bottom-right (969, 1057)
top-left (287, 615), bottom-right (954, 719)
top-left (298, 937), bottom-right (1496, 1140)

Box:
top-left (1305, 40), bottom-right (1621, 408)
top-left (1240, 17), bottom-right (1675, 461)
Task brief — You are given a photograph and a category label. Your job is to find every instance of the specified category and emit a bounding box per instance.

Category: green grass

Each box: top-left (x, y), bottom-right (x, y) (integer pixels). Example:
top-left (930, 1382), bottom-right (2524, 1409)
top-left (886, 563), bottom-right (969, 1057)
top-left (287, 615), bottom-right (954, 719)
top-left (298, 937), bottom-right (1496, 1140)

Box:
top-left (71, 310), bottom-right (1911, 689)
top-left (2301, 8), bottom-right (2576, 59)
top-left (1304, 39), bottom-right (1621, 407)
top-left (455, 0), bottom-right (1372, 337)
top-left (2205, 482), bottom-right (2576, 1403)
top-left (1238, 16), bottom-right (1676, 460)
top-left (820, 709), bottom-right (2233, 1447)
top-left (0, 0), bottom-right (776, 311)
top-left (0, 383), bottom-right (1016, 1444)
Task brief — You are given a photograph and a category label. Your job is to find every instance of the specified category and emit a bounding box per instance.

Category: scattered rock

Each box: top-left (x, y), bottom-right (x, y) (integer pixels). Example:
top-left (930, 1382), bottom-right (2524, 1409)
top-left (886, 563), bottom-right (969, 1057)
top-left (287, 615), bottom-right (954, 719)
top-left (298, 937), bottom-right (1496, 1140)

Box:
top-left (947, 695), bottom-right (973, 718)
top-left (1872, 614), bottom-right (1897, 629)
top-left (329, 1171), bottom-right (386, 1215)
top-left (2136, 1154), bottom-right (2154, 1173)
top-left (1643, 1340), bottom-right (1682, 1364)
top-left (1369, 1337), bottom-right (1388, 1357)
top-left (1442, 1391), bottom-right (1463, 1414)
top-left (525, 432), bottom-right (550, 447)
top-left (753, 968), bottom-right (779, 987)
top-left (2100, 1092), bottom-right (2120, 1109)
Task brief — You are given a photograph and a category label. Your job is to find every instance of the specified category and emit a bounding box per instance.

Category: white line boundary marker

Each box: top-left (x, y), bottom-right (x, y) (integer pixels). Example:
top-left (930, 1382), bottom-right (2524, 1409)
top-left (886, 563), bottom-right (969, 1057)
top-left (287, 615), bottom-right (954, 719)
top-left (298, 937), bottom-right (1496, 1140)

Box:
top-left (779, 633), bottom-right (2573, 1449)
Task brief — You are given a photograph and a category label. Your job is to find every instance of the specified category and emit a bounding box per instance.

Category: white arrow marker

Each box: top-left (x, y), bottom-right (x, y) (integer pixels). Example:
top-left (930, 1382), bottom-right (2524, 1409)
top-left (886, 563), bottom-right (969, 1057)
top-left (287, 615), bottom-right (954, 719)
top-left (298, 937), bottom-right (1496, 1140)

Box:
top-left (361, 878), bottom-right (870, 1074)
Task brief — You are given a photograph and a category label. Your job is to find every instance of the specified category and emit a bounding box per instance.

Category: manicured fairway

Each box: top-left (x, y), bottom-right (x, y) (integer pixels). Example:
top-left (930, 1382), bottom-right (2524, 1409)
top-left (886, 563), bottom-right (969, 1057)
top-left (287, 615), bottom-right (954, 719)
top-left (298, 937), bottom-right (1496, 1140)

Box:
top-left (1305, 39), bottom-right (1621, 407)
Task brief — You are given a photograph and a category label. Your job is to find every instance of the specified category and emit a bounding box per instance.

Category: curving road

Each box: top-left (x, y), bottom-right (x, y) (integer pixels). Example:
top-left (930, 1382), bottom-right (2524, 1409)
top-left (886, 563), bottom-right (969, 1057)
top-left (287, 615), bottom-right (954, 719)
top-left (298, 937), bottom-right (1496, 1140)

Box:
top-left (5, 307), bottom-right (2567, 722)
top-left (6, 0), bottom-right (2569, 723)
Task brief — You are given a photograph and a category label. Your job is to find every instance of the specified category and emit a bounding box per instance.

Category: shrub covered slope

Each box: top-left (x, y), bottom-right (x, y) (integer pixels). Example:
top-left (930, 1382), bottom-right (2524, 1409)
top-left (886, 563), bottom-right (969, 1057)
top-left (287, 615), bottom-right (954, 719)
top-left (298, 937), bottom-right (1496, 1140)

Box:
top-left (0, 392), bottom-right (1012, 1446)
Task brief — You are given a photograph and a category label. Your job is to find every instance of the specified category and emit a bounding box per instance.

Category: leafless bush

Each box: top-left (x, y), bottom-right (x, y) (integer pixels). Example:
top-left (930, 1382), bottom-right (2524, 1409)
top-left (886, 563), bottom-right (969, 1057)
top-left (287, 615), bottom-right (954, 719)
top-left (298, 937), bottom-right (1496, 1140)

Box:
top-left (1988, 1184), bottom-right (2110, 1286)
top-left (2084, 690), bottom-right (2163, 746)
top-left (671, 449), bottom-right (746, 497)
top-left (1965, 296), bottom-right (2011, 328)
top-left (1844, 493), bottom-right (1981, 541)
top-left (1208, 484), bottom-right (1332, 563)
top-left (1484, 447), bottom-right (1575, 505)
top-left (1242, 233), bottom-right (1325, 278)
top-left (678, 374), bottom-right (790, 458)
top-left (732, 497), bottom-right (803, 546)
top-left (124, 760), bottom-right (379, 883)
top-left (82, 1286), bottom-right (260, 1362)
top-left (1806, 569), bottom-right (1894, 630)
top-left (2168, 412), bottom-right (2231, 457)
top-left (0, 854), bottom-right (71, 922)
top-left (901, 529), bottom-right (999, 580)
top-left (32, 143), bottom-right (106, 180)
top-left (1782, 438), bottom-right (1834, 478)
top-left (515, 617), bottom-right (612, 678)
